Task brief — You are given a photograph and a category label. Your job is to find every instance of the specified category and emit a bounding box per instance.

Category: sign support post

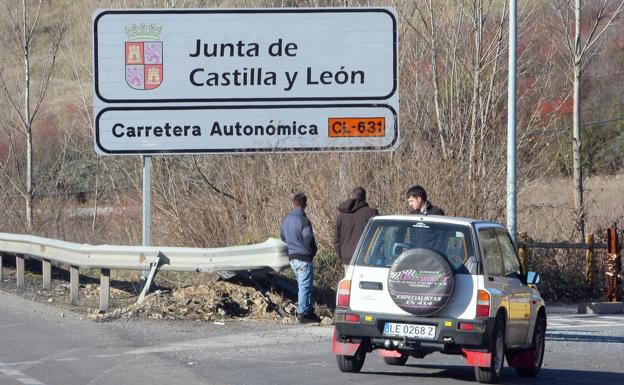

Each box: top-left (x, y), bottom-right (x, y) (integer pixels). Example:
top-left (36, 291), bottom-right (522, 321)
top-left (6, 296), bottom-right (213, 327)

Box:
top-left (139, 155), bottom-right (153, 291)
top-left (142, 155), bottom-right (152, 247)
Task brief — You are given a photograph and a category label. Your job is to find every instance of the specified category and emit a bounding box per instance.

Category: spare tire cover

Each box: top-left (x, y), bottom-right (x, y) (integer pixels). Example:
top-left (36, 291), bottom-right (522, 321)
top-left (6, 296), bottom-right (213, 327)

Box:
top-left (387, 248), bottom-right (455, 316)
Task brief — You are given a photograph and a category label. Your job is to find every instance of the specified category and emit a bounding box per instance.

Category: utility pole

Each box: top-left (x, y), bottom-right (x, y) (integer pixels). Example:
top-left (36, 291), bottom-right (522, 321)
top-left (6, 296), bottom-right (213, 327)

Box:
top-left (507, 0), bottom-right (517, 244)
top-left (572, 0), bottom-right (585, 241)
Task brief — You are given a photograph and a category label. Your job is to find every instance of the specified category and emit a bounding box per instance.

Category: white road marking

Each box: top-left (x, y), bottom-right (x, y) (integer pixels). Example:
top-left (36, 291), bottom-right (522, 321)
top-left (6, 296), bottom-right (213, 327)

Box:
top-left (0, 361), bottom-right (43, 366)
top-left (53, 358), bottom-right (79, 362)
top-left (0, 365), bottom-right (46, 385)
top-left (546, 313), bottom-right (624, 330)
top-left (548, 314), bottom-right (624, 329)
top-left (1, 369), bottom-right (22, 376)
top-left (550, 315), bottom-right (624, 320)
top-left (548, 323), bottom-right (624, 330)
top-left (549, 320), bottom-right (618, 326)
top-left (17, 378), bottom-right (44, 385)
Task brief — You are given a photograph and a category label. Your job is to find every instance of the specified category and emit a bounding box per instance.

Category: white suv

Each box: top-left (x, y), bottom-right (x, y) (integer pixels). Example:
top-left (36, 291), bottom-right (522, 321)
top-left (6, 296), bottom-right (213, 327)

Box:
top-left (332, 215), bottom-right (546, 384)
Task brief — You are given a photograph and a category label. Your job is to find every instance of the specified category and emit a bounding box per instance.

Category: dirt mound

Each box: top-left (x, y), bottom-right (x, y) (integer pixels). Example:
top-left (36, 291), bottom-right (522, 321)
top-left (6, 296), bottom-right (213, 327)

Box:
top-left (91, 281), bottom-right (298, 322)
top-left (1, 265), bottom-right (333, 324)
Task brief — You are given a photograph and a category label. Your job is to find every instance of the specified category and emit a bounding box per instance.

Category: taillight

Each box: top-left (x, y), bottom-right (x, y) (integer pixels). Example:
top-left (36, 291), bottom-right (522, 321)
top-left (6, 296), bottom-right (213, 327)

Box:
top-left (459, 322), bottom-right (474, 331)
top-left (476, 290), bottom-right (490, 317)
top-left (337, 280), bottom-right (351, 307)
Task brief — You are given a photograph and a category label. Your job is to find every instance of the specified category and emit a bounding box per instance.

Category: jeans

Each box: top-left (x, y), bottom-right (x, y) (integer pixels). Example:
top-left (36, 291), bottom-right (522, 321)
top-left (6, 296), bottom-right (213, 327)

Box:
top-left (290, 259), bottom-right (314, 315)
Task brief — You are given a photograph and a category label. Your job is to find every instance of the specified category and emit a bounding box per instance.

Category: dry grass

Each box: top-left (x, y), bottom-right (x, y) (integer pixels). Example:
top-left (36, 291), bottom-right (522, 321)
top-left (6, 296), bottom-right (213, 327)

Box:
top-left (518, 174), bottom-right (624, 241)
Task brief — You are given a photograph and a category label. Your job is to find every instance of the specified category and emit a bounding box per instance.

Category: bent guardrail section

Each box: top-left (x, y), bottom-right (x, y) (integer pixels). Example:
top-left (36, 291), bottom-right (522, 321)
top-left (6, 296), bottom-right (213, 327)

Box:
top-left (0, 232), bottom-right (289, 312)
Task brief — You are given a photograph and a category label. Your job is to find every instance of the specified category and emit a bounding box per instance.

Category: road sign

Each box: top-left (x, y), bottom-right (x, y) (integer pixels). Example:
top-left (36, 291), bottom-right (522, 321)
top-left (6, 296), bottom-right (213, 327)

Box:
top-left (93, 8), bottom-right (399, 155)
top-left (96, 104), bottom-right (397, 154)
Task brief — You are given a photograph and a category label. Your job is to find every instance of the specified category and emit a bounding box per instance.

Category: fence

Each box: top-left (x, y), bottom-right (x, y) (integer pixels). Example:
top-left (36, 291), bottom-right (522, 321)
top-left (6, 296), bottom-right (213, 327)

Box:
top-left (518, 228), bottom-right (622, 302)
top-left (0, 232), bottom-right (289, 312)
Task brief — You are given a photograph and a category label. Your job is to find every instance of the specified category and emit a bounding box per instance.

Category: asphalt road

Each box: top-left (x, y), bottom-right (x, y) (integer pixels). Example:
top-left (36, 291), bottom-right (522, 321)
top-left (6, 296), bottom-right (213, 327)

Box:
top-left (1, 291), bottom-right (623, 385)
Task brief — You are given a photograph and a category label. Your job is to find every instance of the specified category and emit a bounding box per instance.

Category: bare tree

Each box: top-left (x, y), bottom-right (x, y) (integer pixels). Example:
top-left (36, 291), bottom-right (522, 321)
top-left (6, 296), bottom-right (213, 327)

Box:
top-left (0, 0), bottom-right (64, 232)
top-left (551, 0), bottom-right (624, 241)
top-left (404, 1), bottom-right (512, 214)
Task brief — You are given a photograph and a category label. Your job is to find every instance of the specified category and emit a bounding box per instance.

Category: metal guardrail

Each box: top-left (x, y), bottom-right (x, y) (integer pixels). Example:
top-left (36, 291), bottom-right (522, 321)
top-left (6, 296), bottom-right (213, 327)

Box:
top-left (0, 232), bottom-right (289, 312)
top-left (518, 232), bottom-right (620, 291)
top-left (523, 242), bottom-right (607, 250)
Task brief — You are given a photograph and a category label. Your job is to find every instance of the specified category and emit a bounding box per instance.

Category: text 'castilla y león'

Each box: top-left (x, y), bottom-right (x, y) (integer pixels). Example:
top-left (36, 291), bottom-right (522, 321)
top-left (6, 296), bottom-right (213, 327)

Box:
top-left (188, 39), bottom-right (365, 91)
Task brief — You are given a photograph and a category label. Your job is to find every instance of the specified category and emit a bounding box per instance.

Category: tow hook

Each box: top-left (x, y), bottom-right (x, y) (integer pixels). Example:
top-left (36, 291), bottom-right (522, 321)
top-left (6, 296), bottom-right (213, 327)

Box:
top-left (443, 337), bottom-right (454, 348)
top-left (383, 338), bottom-right (406, 349)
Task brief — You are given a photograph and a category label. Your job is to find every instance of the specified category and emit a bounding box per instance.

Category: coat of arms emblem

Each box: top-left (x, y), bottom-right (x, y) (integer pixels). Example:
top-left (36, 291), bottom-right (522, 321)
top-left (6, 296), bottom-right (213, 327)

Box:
top-left (125, 23), bottom-right (163, 90)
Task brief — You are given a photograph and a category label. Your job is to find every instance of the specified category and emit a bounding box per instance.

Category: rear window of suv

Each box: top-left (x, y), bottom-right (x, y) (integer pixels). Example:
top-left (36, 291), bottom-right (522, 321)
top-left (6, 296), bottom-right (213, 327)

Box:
top-left (355, 220), bottom-right (476, 274)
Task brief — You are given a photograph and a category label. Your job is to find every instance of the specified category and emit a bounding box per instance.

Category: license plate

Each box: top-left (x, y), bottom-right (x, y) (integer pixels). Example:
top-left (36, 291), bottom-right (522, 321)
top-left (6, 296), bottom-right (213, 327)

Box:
top-left (383, 322), bottom-right (436, 339)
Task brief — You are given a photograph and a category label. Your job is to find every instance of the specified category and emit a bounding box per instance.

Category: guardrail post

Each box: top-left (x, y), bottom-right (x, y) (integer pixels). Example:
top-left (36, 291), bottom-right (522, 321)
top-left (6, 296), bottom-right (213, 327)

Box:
top-left (70, 265), bottom-right (79, 304)
top-left (584, 234), bottom-right (594, 286)
top-left (16, 254), bottom-right (25, 288)
top-left (100, 268), bottom-right (110, 313)
top-left (42, 259), bottom-right (52, 290)
top-left (518, 232), bottom-right (528, 273)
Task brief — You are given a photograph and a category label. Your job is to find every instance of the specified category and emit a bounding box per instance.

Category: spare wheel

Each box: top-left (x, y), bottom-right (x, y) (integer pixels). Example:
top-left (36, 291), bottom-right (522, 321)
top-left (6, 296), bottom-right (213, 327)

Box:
top-left (387, 248), bottom-right (455, 316)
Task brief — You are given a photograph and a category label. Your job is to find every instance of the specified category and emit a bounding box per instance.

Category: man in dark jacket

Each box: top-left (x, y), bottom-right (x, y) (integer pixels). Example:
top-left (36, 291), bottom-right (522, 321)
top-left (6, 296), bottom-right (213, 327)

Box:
top-left (280, 192), bottom-right (319, 323)
top-left (406, 185), bottom-right (445, 215)
top-left (334, 187), bottom-right (379, 271)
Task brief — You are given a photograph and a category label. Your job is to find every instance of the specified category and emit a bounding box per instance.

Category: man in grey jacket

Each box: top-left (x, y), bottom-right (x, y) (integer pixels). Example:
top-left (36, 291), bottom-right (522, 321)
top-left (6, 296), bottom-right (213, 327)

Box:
top-left (280, 192), bottom-right (320, 323)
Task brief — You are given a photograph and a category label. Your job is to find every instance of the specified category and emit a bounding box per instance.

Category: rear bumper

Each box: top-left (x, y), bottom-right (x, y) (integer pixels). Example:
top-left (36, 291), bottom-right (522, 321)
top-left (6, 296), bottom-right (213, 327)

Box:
top-left (334, 308), bottom-right (496, 354)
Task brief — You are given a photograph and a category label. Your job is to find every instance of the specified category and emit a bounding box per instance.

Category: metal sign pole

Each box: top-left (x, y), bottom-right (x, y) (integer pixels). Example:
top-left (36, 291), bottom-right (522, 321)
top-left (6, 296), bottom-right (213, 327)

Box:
top-left (138, 155), bottom-right (156, 300)
top-left (142, 155), bottom-right (152, 247)
top-left (507, 0), bottom-right (518, 244)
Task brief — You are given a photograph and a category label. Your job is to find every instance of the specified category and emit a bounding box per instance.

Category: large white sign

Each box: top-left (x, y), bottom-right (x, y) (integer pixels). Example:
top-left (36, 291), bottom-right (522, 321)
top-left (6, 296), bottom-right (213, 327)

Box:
top-left (93, 8), bottom-right (399, 155)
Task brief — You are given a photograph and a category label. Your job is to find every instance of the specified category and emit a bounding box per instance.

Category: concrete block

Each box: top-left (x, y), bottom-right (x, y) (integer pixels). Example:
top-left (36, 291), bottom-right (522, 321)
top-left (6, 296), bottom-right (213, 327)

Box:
top-left (578, 302), bottom-right (623, 314)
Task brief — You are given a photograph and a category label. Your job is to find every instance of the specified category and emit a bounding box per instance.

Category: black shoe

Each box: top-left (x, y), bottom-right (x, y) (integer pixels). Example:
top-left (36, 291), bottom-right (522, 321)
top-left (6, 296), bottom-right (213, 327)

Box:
top-left (299, 312), bottom-right (321, 323)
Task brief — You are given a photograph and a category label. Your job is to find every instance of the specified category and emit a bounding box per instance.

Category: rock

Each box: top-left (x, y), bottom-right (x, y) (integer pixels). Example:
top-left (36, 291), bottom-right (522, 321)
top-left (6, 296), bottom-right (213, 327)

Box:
top-left (258, 303), bottom-right (270, 314)
top-left (285, 303), bottom-right (297, 315)
top-left (321, 317), bottom-right (334, 325)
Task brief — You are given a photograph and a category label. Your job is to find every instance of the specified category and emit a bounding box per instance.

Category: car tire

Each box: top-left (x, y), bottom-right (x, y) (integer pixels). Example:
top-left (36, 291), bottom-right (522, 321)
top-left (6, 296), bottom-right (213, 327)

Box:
top-left (383, 353), bottom-right (408, 366)
top-left (336, 349), bottom-right (366, 373)
top-left (516, 316), bottom-right (546, 377)
top-left (475, 317), bottom-right (505, 384)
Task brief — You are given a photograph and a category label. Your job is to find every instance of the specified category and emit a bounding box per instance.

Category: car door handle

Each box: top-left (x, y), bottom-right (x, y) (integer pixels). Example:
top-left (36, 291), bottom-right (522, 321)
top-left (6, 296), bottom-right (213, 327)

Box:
top-left (359, 281), bottom-right (383, 290)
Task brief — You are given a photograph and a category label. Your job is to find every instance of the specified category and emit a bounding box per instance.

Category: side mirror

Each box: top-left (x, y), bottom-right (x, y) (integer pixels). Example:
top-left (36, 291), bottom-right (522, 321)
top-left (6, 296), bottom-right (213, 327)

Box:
top-left (527, 271), bottom-right (541, 285)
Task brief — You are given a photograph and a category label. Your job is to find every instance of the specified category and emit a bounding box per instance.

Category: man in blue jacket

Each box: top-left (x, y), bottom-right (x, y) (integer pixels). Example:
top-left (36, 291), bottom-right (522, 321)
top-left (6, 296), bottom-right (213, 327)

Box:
top-left (280, 192), bottom-right (320, 323)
